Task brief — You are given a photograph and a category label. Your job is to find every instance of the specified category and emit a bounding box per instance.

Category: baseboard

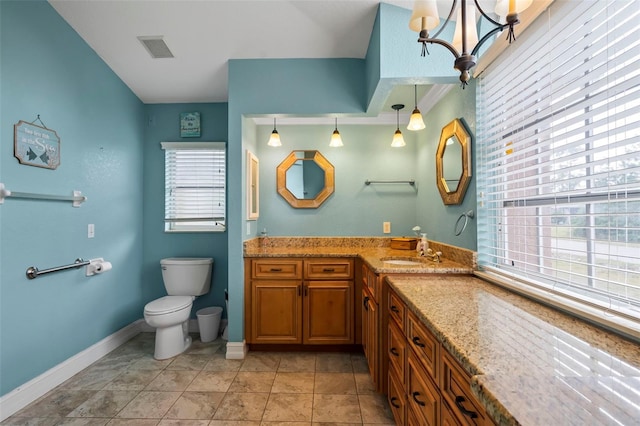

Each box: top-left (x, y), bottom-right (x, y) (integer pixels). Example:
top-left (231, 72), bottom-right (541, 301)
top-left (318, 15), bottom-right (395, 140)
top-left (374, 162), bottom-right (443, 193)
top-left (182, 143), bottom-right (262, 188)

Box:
top-left (225, 340), bottom-right (247, 359)
top-left (0, 320), bottom-right (143, 422)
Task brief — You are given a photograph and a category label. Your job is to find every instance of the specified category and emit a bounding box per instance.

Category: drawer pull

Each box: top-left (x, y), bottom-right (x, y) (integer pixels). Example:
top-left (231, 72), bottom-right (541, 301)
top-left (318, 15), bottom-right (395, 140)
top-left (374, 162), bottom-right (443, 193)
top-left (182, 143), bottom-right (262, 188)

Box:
top-left (390, 305), bottom-right (400, 313)
top-left (363, 296), bottom-right (369, 310)
top-left (412, 336), bottom-right (425, 348)
top-left (390, 347), bottom-right (399, 357)
top-left (322, 268), bottom-right (335, 272)
top-left (455, 396), bottom-right (478, 419)
top-left (269, 268), bottom-right (283, 272)
top-left (390, 397), bottom-right (401, 409)
top-left (411, 392), bottom-right (426, 407)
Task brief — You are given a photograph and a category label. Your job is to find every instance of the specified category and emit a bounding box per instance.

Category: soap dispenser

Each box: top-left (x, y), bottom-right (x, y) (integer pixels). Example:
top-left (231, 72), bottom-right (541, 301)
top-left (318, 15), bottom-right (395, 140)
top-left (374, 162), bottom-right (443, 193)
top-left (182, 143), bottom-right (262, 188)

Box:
top-left (419, 233), bottom-right (429, 256)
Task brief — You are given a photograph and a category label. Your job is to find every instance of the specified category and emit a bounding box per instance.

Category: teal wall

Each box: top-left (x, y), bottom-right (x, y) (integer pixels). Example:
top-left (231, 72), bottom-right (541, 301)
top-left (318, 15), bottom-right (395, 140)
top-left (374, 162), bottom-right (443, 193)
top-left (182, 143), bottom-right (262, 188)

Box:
top-left (254, 124), bottom-right (419, 237)
top-left (142, 103), bottom-right (229, 315)
top-left (0, 1), bottom-right (145, 395)
top-left (0, 0), bottom-right (479, 399)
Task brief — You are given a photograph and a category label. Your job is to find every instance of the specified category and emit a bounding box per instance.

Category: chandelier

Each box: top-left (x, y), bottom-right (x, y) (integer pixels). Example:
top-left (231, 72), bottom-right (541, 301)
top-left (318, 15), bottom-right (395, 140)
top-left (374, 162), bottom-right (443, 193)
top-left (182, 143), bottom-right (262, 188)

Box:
top-left (410, 0), bottom-right (532, 87)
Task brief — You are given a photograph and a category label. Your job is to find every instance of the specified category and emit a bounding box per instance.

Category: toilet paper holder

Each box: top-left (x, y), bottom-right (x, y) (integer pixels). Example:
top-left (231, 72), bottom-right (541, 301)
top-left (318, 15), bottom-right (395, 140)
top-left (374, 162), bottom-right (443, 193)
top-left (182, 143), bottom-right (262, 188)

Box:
top-left (85, 258), bottom-right (113, 276)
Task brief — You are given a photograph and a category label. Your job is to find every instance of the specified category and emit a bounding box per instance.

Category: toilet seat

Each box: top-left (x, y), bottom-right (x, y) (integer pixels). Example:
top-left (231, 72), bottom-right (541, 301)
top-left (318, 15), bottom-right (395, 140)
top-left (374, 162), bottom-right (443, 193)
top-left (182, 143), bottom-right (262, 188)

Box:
top-left (144, 296), bottom-right (193, 315)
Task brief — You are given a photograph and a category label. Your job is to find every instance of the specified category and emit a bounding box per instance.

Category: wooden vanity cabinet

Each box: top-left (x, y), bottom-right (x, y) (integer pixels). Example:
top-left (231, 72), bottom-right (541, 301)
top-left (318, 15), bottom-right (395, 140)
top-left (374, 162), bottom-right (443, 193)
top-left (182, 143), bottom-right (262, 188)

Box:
top-left (387, 287), bottom-right (492, 426)
top-left (362, 263), bottom-right (382, 389)
top-left (246, 258), bottom-right (354, 345)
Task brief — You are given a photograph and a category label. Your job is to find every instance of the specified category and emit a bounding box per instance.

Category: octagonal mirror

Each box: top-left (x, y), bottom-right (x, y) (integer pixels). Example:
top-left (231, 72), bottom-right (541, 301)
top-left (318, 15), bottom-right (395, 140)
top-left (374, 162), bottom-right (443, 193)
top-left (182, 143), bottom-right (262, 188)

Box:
top-left (436, 118), bottom-right (472, 205)
top-left (277, 150), bottom-right (335, 208)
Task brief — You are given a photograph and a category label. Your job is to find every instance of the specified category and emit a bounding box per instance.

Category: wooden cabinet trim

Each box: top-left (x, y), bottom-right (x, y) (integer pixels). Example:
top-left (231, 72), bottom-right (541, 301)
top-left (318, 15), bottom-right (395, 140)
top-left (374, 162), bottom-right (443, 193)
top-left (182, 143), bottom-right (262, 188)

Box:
top-left (407, 309), bottom-right (440, 383)
top-left (305, 258), bottom-right (354, 279)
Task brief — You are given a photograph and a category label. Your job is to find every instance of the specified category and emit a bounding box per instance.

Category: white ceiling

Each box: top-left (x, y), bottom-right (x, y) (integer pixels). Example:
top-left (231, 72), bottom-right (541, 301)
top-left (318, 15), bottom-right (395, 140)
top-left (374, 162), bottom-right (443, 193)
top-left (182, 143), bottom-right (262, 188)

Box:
top-left (49, 0), bottom-right (420, 104)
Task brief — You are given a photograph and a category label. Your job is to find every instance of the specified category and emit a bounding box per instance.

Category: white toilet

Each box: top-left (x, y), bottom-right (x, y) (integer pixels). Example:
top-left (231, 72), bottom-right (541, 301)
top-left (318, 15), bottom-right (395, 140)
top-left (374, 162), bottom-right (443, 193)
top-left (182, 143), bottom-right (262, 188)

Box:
top-left (144, 257), bottom-right (213, 359)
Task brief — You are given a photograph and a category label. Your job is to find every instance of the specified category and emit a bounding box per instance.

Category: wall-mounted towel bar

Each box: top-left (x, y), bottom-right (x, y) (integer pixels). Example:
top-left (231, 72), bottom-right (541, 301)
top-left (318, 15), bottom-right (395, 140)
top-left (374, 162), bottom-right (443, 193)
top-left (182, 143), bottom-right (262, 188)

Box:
top-left (26, 258), bottom-right (89, 280)
top-left (0, 183), bottom-right (86, 207)
top-left (365, 179), bottom-right (415, 186)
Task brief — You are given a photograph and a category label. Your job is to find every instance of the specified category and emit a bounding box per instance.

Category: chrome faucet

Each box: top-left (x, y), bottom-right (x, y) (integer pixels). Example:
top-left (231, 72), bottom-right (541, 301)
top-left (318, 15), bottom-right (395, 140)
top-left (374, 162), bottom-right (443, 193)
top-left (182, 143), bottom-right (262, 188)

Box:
top-left (422, 248), bottom-right (442, 263)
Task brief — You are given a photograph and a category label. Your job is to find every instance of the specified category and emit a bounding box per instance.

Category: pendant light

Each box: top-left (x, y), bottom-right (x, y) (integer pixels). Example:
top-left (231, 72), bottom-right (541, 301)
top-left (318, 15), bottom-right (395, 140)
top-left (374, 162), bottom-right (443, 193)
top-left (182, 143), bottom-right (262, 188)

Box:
top-left (329, 117), bottom-right (344, 147)
top-left (391, 104), bottom-right (406, 148)
top-left (407, 85), bottom-right (426, 131)
top-left (267, 118), bottom-right (281, 147)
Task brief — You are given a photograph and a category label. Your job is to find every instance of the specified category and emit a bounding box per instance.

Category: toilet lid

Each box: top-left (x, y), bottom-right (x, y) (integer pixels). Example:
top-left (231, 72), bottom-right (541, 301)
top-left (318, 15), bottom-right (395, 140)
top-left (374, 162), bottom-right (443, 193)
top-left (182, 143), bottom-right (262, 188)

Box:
top-left (144, 296), bottom-right (192, 315)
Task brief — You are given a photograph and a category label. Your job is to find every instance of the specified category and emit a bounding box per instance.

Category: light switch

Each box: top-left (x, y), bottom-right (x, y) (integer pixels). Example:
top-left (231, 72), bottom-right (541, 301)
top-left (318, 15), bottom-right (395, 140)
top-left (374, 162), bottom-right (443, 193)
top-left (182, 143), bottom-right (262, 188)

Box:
top-left (383, 222), bottom-right (391, 233)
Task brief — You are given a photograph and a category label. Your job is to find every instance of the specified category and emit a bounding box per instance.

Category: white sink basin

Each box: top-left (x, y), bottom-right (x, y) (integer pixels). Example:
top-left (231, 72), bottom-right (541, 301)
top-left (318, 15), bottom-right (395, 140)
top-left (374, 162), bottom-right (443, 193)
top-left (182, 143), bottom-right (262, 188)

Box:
top-left (383, 259), bottom-right (424, 265)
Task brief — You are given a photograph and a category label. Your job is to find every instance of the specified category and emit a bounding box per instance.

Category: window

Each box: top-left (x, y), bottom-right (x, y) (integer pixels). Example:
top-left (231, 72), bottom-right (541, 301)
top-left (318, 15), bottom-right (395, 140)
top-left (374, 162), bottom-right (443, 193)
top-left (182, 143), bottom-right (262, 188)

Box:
top-left (161, 142), bottom-right (226, 232)
top-left (477, 0), bottom-right (640, 332)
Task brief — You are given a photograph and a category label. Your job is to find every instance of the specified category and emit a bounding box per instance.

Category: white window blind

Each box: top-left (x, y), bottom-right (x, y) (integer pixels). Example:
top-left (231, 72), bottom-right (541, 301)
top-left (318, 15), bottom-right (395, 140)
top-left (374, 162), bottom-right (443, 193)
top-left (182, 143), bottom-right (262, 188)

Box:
top-left (161, 142), bottom-right (226, 232)
top-left (477, 0), bottom-right (640, 326)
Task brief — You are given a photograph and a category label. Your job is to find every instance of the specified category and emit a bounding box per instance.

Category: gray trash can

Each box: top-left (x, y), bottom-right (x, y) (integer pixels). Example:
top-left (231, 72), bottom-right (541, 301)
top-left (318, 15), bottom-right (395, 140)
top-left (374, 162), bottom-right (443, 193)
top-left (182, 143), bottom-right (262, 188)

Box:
top-left (196, 306), bottom-right (222, 342)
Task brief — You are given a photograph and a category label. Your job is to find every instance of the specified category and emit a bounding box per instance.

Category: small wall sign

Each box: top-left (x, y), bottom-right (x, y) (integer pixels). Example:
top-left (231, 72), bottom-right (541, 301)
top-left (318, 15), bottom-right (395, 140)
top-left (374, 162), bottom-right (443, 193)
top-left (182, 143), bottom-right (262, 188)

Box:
top-left (14, 120), bottom-right (60, 170)
top-left (180, 112), bottom-right (201, 137)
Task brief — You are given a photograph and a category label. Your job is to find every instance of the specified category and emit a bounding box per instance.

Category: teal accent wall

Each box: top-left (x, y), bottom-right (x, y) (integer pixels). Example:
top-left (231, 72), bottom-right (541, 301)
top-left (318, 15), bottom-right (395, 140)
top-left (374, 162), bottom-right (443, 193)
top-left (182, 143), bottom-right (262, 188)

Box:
top-left (415, 83), bottom-right (477, 249)
top-left (142, 103), bottom-right (229, 316)
top-left (0, 1), bottom-right (145, 396)
top-left (254, 125), bottom-right (419, 237)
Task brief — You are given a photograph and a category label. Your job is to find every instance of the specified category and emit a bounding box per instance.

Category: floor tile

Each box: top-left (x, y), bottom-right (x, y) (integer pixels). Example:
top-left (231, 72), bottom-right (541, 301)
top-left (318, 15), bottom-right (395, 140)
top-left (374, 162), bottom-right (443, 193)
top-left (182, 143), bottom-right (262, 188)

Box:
top-left (239, 352), bottom-right (280, 372)
top-left (14, 390), bottom-right (97, 418)
top-left (358, 394), bottom-right (394, 424)
top-left (315, 354), bottom-right (354, 373)
top-left (354, 372), bottom-right (376, 395)
top-left (66, 390), bottom-right (139, 418)
top-left (105, 420), bottom-right (159, 425)
top-left (227, 371), bottom-right (275, 393)
top-left (212, 392), bottom-right (269, 421)
top-left (57, 368), bottom-right (121, 391)
top-left (165, 354), bottom-right (210, 371)
top-left (163, 391), bottom-right (224, 420)
top-left (277, 353), bottom-right (316, 372)
top-left (314, 373), bottom-right (357, 395)
top-left (158, 420), bottom-right (210, 425)
top-left (208, 421), bottom-right (260, 426)
top-left (262, 393), bottom-right (313, 422)
top-left (185, 371), bottom-right (236, 392)
top-left (103, 369), bottom-right (161, 390)
top-left (56, 418), bottom-right (110, 425)
top-left (202, 354), bottom-right (243, 372)
top-left (145, 369), bottom-right (198, 391)
top-left (271, 372), bottom-right (315, 394)
top-left (116, 391), bottom-right (181, 419)
top-left (312, 394), bottom-right (362, 423)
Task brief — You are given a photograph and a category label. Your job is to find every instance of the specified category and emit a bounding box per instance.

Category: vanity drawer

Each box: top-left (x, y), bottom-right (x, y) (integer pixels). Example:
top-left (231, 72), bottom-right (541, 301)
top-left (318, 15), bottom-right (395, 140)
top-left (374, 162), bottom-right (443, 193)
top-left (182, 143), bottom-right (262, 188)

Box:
top-left (252, 259), bottom-right (302, 279)
top-left (441, 350), bottom-right (490, 426)
top-left (361, 263), bottom-right (380, 301)
top-left (388, 364), bottom-right (406, 426)
top-left (388, 319), bottom-right (406, 384)
top-left (407, 310), bottom-right (439, 383)
top-left (305, 258), bottom-right (353, 279)
top-left (407, 349), bottom-right (440, 426)
top-left (388, 290), bottom-right (406, 329)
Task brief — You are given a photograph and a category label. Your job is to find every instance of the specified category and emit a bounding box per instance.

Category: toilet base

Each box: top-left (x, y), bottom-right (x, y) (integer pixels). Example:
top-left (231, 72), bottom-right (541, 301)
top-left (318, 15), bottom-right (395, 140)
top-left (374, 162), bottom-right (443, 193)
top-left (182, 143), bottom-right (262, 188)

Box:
top-left (153, 321), bottom-right (192, 360)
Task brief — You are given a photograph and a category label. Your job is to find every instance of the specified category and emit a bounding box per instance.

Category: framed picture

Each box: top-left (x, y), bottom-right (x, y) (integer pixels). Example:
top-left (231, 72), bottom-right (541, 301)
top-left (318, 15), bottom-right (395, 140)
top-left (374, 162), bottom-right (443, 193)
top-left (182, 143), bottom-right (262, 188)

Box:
top-left (180, 112), bottom-right (200, 137)
top-left (246, 150), bottom-right (259, 220)
top-left (14, 120), bottom-right (61, 170)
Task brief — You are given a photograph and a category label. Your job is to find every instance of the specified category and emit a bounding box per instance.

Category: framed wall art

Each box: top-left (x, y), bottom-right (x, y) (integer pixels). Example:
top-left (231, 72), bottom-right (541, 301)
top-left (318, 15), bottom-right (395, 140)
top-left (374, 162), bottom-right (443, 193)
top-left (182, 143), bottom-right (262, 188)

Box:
top-left (180, 112), bottom-right (200, 137)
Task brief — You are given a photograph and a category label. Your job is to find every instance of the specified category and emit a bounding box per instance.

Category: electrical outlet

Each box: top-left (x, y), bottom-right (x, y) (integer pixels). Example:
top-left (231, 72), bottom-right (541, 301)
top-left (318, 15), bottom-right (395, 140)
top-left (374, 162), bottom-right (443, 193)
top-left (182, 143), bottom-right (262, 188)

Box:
top-left (383, 222), bottom-right (391, 234)
top-left (88, 224), bottom-right (95, 238)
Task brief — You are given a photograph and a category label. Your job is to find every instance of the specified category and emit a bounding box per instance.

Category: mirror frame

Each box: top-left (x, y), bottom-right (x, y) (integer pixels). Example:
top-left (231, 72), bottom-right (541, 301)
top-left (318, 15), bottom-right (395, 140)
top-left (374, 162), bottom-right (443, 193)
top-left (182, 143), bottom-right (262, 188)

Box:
top-left (436, 118), bottom-right (472, 205)
top-left (276, 150), bottom-right (335, 208)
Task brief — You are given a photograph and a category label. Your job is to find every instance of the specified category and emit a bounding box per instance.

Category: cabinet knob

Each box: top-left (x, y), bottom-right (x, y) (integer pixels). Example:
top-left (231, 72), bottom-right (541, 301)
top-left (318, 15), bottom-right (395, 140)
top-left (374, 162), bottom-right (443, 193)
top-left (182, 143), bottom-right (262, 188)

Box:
top-left (412, 336), bottom-right (425, 348)
top-left (389, 347), bottom-right (399, 357)
top-left (455, 396), bottom-right (478, 419)
top-left (363, 296), bottom-right (369, 310)
top-left (390, 305), bottom-right (400, 313)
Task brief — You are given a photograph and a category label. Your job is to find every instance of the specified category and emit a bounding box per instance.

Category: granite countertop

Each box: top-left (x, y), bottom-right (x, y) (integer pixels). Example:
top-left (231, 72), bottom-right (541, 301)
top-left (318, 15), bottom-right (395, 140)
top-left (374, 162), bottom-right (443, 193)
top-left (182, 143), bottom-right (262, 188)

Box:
top-left (243, 237), bottom-right (475, 274)
top-left (388, 275), bottom-right (640, 426)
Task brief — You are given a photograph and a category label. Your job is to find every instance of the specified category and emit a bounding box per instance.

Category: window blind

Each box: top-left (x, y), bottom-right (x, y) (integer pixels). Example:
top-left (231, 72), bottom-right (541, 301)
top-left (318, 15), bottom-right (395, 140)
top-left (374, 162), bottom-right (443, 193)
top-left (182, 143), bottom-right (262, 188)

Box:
top-left (477, 0), bottom-right (640, 323)
top-left (161, 142), bottom-right (226, 232)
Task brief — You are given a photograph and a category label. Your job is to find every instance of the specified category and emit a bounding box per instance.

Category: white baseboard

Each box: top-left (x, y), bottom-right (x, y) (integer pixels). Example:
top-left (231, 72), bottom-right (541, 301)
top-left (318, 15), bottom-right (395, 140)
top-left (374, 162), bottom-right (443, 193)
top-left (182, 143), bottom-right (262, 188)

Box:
top-left (225, 340), bottom-right (247, 359)
top-left (0, 320), bottom-right (144, 422)
top-left (0, 317), bottom-right (232, 421)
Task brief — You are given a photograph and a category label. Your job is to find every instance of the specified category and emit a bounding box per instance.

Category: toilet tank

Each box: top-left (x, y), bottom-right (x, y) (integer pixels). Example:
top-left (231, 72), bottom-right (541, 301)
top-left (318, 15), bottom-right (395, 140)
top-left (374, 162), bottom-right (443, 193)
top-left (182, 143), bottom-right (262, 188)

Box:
top-left (161, 257), bottom-right (213, 296)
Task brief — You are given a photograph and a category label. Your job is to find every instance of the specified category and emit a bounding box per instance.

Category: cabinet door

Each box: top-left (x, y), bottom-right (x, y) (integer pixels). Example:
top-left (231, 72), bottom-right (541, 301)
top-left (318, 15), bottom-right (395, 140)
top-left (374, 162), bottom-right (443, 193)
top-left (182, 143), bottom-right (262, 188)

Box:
top-left (251, 280), bottom-right (302, 343)
top-left (362, 288), bottom-right (378, 381)
top-left (304, 280), bottom-right (354, 344)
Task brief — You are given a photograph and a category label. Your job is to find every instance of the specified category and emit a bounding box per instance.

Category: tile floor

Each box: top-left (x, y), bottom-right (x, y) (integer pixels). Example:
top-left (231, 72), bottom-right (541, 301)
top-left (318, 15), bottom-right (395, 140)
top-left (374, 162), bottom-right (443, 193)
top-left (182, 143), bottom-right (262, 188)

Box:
top-left (3, 333), bottom-right (395, 425)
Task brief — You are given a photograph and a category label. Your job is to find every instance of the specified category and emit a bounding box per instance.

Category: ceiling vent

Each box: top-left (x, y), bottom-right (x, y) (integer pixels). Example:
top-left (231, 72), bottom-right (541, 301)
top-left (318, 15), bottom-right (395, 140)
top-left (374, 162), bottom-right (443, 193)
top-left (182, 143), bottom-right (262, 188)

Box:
top-left (137, 36), bottom-right (174, 59)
